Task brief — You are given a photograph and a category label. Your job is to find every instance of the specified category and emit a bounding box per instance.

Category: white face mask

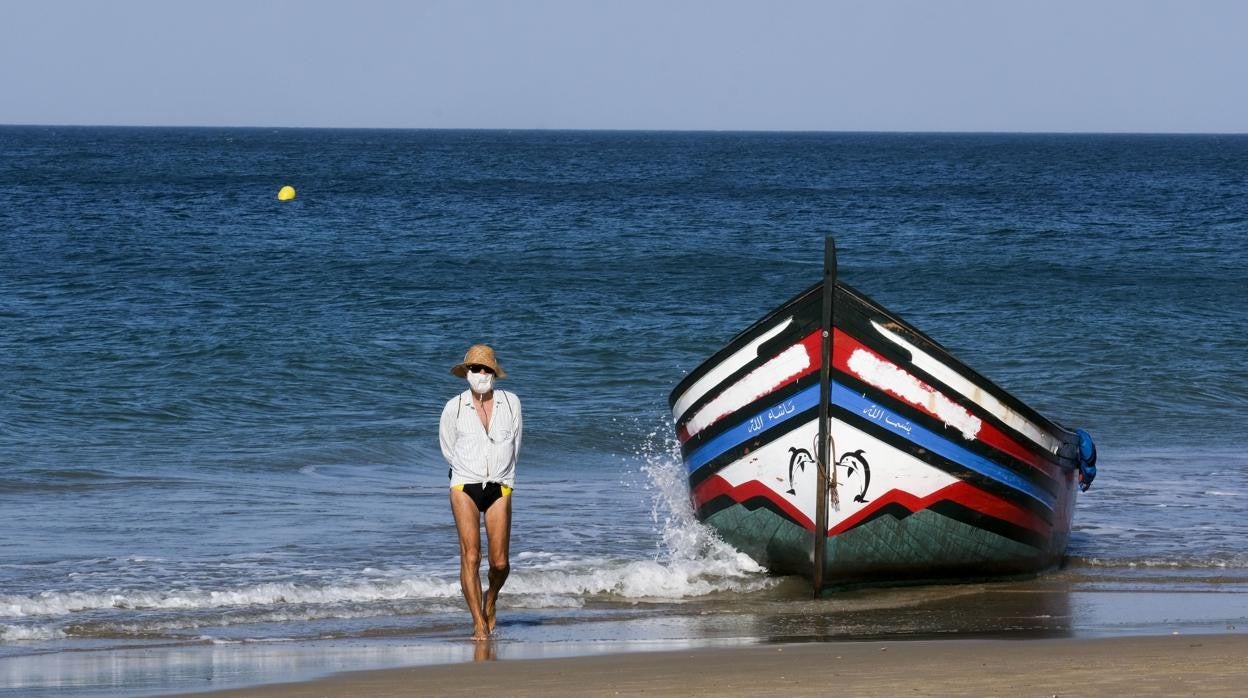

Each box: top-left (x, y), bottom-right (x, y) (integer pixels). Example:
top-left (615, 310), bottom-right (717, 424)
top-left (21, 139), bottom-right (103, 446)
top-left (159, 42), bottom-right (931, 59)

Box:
top-left (467, 371), bottom-right (495, 395)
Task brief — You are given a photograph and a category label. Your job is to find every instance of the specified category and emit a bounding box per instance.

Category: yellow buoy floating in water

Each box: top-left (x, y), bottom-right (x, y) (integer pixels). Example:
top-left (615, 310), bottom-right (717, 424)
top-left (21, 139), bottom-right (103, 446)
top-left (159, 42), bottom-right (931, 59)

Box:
top-left (277, 185), bottom-right (296, 201)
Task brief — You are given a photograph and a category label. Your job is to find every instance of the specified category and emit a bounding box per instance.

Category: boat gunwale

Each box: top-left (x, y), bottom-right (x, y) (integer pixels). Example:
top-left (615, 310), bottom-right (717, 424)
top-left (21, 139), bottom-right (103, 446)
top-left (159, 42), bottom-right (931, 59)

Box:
top-left (670, 279), bottom-right (1078, 448)
top-left (673, 307), bottom-right (1071, 475)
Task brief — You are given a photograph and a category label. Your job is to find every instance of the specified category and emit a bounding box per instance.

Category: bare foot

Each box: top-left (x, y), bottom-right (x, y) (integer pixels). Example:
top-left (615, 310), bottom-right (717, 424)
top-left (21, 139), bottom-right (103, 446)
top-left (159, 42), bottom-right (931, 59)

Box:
top-left (471, 623), bottom-right (489, 641)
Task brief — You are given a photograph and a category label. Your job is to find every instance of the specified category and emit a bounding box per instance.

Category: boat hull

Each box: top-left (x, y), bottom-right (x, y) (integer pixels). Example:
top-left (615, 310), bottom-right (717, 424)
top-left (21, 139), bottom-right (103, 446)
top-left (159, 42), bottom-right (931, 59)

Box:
top-left (671, 280), bottom-right (1082, 586)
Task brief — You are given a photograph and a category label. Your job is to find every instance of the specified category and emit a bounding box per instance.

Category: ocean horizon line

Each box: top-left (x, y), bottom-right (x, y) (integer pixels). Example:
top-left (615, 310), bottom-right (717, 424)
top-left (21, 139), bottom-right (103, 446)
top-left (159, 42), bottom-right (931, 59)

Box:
top-left (3, 122), bottom-right (1246, 137)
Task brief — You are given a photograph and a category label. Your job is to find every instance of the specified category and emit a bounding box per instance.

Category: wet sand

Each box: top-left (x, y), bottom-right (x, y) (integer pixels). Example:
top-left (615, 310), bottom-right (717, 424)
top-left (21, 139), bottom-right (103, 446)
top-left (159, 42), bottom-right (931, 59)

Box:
top-left (9, 585), bottom-right (1242, 696)
top-left (184, 633), bottom-right (1248, 697)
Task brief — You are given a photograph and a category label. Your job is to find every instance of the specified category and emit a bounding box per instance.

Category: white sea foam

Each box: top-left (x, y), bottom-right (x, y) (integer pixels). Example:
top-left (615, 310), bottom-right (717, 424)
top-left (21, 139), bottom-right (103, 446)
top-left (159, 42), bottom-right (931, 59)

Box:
top-left (1, 429), bottom-right (775, 645)
top-left (1076, 556), bottom-right (1248, 570)
top-left (631, 427), bottom-right (774, 596)
top-left (0, 575), bottom-right (458, 619)
top-left (2, 536), bottom-right (768, 630)
top-left (505, 450), bottom-right (774, 600)
top-left (2, 504), bottom-right (769, 635)
top-left (0, 624), bottom-right (66, 641)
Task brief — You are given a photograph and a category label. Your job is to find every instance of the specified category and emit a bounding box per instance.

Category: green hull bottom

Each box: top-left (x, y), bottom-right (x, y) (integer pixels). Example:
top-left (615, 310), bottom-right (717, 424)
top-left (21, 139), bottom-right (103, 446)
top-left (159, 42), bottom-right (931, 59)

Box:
top-left (704, 503), bottom-right (1055, 585)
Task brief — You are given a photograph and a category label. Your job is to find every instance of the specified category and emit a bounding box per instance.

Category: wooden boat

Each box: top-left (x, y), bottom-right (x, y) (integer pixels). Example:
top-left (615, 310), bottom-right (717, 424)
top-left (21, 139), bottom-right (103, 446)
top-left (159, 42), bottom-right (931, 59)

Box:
top-left (669, 239), bottom-right (1097, 590)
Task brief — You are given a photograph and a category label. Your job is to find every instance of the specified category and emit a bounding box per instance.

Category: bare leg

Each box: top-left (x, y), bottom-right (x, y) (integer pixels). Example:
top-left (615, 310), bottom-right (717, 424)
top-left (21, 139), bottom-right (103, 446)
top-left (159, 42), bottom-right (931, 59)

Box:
top-left (450, 489), bottom-right (489, 640)
top-left (481, 493), bottom-right (512, 634)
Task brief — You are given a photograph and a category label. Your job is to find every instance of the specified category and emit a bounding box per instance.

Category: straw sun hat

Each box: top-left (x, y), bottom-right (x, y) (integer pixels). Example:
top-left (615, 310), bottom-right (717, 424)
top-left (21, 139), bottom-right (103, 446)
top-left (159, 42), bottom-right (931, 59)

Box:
top-left (450, 344), bottom-right (507, 378)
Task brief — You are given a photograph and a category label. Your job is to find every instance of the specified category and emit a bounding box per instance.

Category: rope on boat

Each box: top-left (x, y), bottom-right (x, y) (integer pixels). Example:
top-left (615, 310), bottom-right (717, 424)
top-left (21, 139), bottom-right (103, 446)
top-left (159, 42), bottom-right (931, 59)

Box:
top-left (812, 431), bottom-right (840, 508)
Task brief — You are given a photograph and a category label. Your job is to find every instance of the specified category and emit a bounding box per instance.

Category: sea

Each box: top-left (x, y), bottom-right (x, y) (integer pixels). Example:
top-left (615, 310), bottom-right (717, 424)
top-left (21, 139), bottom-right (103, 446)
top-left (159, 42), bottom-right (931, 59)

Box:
top-left (1, 127), bottom-right (1246, 696)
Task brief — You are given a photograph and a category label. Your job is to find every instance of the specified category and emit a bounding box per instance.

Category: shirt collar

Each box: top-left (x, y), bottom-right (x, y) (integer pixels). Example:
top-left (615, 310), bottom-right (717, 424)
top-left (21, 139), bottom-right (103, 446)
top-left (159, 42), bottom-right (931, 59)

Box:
top-left (461, 389), bottom-right (504, 406)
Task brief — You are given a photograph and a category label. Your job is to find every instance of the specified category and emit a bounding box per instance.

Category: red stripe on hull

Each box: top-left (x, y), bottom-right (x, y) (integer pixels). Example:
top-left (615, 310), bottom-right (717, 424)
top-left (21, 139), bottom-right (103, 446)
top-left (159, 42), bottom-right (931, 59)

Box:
top-left (833, 331), bottom-right (1059, 481)
top-left (692, 475), bottom-right (815, 529)
top-left (677, 330), bottom-right (822, 443)
top-left (678, 327), bottom-right (1060, 482)
top-left (691, 474), bottom-right (1050, 539)
top-left (827, 482), bottom-right (1050, 537)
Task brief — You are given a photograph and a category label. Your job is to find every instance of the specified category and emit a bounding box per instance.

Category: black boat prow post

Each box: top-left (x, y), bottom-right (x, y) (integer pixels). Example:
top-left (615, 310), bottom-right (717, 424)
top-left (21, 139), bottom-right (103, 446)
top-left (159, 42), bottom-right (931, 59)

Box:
top-left (812, 236), bottom-right (835, 595)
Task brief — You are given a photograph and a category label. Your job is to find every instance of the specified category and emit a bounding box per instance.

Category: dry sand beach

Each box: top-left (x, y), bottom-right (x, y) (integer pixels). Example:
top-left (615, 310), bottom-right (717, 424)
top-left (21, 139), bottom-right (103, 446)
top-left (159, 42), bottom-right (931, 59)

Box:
top-left (183, 634), bottom-right (1248, 697)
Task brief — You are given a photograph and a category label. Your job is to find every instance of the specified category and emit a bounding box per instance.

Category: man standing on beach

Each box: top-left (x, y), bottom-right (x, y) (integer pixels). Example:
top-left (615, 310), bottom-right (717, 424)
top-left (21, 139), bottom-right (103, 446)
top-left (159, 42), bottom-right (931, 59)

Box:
top-left (439, 344), bottom-right (521, 640)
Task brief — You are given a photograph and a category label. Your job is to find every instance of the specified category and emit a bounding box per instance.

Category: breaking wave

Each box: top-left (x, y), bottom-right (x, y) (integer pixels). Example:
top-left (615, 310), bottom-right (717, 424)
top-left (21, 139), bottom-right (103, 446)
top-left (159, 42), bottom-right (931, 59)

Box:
top-left (1, 441), bottom-right (773, 644)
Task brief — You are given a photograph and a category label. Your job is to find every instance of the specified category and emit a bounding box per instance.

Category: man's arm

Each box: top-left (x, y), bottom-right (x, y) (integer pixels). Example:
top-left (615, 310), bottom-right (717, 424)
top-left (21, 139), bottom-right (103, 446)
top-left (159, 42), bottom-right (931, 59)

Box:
top-left (439, 398), bottom-right (457, 465)
top-left (512, 395), bottom-right (522, 458)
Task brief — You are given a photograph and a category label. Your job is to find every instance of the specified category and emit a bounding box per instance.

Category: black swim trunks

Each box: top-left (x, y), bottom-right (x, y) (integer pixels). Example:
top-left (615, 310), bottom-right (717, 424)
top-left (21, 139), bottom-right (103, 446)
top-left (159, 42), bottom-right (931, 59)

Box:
top-left (452, 482), bottom-right (511, 512)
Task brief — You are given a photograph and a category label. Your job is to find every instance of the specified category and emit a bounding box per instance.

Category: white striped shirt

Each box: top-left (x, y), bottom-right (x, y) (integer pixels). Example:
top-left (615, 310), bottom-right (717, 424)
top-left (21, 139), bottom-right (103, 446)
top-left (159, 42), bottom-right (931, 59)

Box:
top-left (439, 389), bottom-right (522, 488)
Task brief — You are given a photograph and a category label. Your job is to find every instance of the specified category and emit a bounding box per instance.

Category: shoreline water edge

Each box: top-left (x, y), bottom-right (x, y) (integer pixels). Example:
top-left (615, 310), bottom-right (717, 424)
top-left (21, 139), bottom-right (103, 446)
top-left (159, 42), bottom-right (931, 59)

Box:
top-left (178, 634), bottom-right (1248, 698)
top-left (2, 580), bottom-right (1245, 696)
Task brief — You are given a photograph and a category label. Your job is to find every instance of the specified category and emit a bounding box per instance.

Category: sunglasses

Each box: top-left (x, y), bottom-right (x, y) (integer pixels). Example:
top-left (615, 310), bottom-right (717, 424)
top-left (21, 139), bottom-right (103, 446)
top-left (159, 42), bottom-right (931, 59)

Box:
top-left (465, 364), bottom-right (496, 375)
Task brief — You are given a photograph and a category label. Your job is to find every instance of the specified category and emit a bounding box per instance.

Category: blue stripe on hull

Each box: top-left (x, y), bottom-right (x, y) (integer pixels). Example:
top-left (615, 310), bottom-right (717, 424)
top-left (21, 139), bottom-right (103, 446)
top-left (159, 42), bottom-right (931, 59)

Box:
top-left (685, 384), bottom-right (820, 473)
top-left (685, 382), bottom-right (1055, 511)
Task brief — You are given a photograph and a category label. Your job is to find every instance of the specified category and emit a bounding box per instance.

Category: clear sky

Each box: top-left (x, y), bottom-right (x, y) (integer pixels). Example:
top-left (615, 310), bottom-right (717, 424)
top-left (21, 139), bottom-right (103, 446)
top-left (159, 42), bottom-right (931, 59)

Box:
top-left (2, 0), bottom-right (1244, 132)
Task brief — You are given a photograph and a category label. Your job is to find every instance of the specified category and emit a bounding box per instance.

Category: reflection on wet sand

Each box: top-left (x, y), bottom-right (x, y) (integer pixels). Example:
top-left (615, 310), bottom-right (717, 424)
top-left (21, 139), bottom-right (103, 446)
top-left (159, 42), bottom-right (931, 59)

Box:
top-left (474, 640), bottom-right (497, 662)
